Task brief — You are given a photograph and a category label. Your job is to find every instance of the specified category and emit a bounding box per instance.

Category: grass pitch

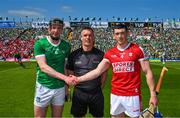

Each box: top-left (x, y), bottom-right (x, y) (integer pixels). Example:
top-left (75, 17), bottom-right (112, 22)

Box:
top-left (0, 61), bottom-right (180, 117)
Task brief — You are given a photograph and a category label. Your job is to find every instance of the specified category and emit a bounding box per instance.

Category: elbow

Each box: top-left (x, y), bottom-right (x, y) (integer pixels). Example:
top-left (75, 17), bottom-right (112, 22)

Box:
top-left (40, 65), bottom-right (47, 73)
top-left (142, 68), bottom-right (149, 75)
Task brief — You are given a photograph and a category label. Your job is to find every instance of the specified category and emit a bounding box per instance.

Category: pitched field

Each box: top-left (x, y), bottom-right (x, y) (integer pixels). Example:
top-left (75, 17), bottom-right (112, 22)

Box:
top-left (0, 61), bottom-right (179, 117)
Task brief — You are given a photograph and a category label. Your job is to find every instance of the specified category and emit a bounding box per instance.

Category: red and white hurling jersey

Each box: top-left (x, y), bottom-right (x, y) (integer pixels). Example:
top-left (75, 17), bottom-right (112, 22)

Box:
top-left (104, 43), bottom-right (148, 96)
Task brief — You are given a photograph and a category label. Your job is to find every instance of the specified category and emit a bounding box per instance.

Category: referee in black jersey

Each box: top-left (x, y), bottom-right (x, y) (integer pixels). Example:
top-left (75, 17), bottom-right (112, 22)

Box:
top-left (66, 27), bottom-right (107, 117)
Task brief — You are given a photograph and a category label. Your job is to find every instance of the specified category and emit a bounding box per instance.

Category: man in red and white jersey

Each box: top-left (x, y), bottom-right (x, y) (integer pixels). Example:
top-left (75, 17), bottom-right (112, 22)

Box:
top-left (74, 24), bottom-right (158, 118)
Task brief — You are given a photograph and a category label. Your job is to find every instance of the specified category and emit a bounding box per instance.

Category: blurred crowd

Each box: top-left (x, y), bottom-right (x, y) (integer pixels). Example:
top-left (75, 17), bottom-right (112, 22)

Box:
top-left (70, 27), bottom-right (180, 60)
top-left (0, 25), bottom-right (180, 61)
top-left (0, 28), bottom-right (48, 60)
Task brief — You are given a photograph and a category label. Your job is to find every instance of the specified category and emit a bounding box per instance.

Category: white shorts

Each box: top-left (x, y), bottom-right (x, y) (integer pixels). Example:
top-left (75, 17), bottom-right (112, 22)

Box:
top-left (110, 93), bottom-right (142, 117)
top-left (34, 82), bottom-right (65, 107)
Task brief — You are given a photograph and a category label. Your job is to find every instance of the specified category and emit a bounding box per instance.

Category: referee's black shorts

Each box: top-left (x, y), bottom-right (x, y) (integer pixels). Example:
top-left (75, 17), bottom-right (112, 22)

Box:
top-left (71, 87), bottom-right (104, 117)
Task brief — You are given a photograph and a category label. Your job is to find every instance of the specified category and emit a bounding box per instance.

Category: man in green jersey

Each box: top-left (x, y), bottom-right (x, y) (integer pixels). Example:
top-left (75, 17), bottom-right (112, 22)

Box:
top-left (34, 18), bottom-right (75, 117)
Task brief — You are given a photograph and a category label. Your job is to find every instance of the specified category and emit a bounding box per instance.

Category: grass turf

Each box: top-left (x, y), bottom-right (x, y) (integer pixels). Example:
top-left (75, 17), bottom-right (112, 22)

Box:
top-left (0, 61), bottom-right (180, 117)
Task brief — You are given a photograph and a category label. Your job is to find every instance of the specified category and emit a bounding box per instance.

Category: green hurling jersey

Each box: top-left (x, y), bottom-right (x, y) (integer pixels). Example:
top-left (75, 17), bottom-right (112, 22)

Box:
top-left (34, 36), bottom-right (71, 89)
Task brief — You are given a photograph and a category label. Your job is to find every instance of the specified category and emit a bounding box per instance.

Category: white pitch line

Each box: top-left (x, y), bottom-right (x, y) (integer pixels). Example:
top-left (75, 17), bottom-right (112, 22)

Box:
top-left (0, 67), bottom-right (21, 73)
top-left (151, 63), bottom-right (180, 70)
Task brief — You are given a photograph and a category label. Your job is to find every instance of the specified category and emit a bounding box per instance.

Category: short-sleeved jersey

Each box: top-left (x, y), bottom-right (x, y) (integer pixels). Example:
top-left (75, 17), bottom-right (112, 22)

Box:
top-left (66, 47), bottom-right (104, 91)
top-left (34, 36), bottom-right (71, 89)
top-left (104, 43), bottom-right (148, 96)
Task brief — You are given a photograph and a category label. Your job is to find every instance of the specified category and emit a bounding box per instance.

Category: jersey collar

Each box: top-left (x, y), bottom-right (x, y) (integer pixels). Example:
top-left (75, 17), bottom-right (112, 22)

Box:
top-left (47, 36), bottom-right (61, 47)
top-left (117, 43), bottom-right (131, 51)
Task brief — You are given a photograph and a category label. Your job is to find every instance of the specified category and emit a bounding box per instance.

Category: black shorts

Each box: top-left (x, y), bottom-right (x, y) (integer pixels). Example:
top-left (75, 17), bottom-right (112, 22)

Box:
top-left (71, 88), bottom-right (104, 117)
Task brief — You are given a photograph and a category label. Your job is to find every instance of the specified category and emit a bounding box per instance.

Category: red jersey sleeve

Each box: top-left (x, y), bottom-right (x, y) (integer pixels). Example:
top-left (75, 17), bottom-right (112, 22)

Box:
top-left (103, 50), bottom-right (111, 63)
top-left (138, 46), bottom-right (149, 61)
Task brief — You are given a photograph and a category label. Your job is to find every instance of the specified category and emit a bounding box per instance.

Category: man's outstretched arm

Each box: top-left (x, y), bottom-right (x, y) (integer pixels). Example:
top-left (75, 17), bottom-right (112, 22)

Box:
top-left (36, 56), bottom-right (76, 85)
top-left (77, 59), bottom-right (110, 82)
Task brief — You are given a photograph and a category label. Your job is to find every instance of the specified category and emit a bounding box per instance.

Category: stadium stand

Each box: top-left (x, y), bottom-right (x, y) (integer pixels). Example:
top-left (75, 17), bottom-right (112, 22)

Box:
top-left (0, 18), bottom-right (180, 61)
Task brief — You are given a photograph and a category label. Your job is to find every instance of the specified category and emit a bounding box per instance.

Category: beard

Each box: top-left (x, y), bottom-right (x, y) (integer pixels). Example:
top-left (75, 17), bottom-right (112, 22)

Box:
top-left (50, 35), bottom-right (60, 41)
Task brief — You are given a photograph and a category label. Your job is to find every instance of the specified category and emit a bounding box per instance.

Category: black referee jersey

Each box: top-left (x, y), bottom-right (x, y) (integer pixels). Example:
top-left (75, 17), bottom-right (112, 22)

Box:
top-left (66, 47), bottom-right (104, 91)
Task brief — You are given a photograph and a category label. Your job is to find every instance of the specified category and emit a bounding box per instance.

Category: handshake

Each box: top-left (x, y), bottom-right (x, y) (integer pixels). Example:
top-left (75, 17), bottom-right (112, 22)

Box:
top-left (64, 75), bottom-right (80, 86)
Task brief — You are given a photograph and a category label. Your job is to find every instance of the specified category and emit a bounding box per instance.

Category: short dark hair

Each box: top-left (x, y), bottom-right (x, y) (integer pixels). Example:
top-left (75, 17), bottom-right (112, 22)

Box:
top-left (81, 26), bottom-right (94, 33)
top-left (49, 18), bottom-right (64, 26)
top-left (113, 24), bottom-right (128, 32)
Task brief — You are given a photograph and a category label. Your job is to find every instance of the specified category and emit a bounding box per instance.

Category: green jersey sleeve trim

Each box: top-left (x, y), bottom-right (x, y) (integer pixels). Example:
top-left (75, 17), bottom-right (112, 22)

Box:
top-left (35, 54), bottom-right (45, 58)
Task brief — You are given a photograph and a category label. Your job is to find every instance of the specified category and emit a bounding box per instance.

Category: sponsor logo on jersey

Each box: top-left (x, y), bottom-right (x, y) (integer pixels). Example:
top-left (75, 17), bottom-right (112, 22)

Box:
top-left (75, 61), bottom-right (82, 65)
top-left (112, 61), bottom-right (135, 73)
top-left (111, 55), bottom-right (118, 58)
top-left (93, 60), bottom-right (100, 64)
top-left (45, 48), bottom-right (52, 52)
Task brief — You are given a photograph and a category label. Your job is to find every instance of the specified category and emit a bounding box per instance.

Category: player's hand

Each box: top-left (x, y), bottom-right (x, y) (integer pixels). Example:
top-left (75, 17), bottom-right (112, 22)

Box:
top-left (149, 95), bottom-right (158, 106)
top-left (69, 75), bottom-right (79, 85)
top-left (64, 75), bottom-right (78, 86)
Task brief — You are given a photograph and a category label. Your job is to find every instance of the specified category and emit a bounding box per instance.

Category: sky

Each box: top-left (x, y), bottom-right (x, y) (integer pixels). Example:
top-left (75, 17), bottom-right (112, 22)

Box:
top-left (0, 0), bottom-right (180, 22)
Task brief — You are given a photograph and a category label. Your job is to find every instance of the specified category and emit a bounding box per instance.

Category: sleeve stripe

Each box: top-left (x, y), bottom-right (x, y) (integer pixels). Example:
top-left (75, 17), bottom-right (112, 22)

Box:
top-left (138, 57), bottom-right (149, 61)
top-left (139, 45), bottom-right (150, 60)
top-left (35, 54), bottom-right (45, 58)
top-left (103, 58), bottom-right (110, 63)
top-left (139, 46), bottom-right (145, 54)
